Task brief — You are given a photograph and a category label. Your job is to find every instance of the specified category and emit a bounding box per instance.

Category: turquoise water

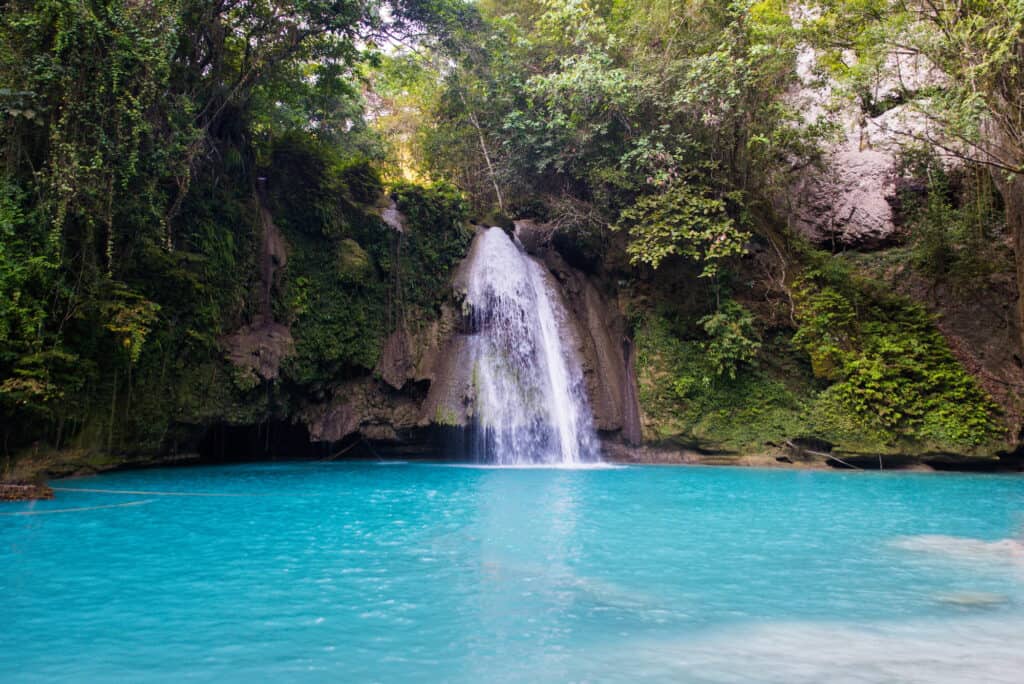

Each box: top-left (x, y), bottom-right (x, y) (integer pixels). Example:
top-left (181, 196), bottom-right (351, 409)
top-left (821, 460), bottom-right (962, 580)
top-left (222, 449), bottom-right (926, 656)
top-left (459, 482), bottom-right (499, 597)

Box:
top-left (2, 463), bottom-right (1023, 682)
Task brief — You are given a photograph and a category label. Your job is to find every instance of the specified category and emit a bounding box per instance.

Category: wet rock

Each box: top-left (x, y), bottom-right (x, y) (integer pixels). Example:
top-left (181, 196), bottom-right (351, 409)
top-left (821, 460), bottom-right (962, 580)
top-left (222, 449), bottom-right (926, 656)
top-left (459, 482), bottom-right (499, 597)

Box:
top-left (301, 378), bottom-right (425, 445)
top-left (376, 329), bottom-right (415, 391)
top-left (299, 221), bottom-right (643, 452)
top-left (375, 305), bottom-right (461, 392)
top-left (921, 452), bottom-right (1008, 472)
top-left (514, 219), bottom-right (552, 255)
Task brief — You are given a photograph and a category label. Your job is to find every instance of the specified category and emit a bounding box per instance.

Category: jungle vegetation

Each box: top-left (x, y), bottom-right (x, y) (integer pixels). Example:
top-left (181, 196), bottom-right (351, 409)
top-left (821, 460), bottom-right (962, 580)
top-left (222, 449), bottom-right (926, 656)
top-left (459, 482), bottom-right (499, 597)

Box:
top-left (2, 0), bottom-right (1021, 464)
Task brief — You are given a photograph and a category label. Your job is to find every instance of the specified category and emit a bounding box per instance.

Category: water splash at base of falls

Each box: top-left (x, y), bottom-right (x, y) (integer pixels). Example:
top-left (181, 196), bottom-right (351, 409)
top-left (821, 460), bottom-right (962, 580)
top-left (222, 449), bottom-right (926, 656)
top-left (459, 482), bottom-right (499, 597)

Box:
top-left (464, 227), bottom-right (600, 465)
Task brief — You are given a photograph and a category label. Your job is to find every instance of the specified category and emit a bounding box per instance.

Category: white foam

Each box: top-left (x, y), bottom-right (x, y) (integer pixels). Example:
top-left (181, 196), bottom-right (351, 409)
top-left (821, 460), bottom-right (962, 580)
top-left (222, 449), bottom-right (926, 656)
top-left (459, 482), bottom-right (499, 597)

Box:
top-left (429, 462), bottom-right (625, 471)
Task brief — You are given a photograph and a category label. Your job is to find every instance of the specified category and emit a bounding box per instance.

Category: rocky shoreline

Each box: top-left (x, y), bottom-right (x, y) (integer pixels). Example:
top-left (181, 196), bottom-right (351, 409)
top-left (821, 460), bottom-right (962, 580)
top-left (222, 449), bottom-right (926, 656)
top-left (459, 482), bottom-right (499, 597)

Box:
top-left (602, 439), bottom-right (1024, 472)
top-left (3, 437), bottom-right (1021, 502)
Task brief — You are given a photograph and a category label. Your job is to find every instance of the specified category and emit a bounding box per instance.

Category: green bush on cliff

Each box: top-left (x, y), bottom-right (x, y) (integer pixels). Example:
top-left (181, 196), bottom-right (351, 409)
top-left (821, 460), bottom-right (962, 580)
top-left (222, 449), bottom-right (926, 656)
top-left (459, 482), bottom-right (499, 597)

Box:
top-left (896, 147), bottom-right (1004, 286)
top-left (633, 262), bottom-right (1003, 453)
top-left (279, 209), bottom-right (389, 386)
top-left (265, 133), bottom-right (384, 239)
top-left (793, 268), bottom-right (1002, 448)
top-left (698, 300), bottom-right (762, 380)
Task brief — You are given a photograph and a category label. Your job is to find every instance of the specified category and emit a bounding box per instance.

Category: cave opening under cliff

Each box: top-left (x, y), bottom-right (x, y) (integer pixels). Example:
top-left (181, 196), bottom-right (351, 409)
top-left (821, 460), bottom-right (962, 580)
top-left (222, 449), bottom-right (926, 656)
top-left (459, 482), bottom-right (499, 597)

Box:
top-left (197, 421), bottom-right (330, 463)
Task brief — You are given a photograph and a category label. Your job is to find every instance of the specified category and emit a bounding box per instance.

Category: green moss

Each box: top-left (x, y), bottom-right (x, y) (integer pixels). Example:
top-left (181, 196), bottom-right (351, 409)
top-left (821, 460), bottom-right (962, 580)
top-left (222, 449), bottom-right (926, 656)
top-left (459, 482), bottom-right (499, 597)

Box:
top-left (792, 264), bottom-right (1002, 449)
top-left (388, 181), bottom-right (473, 313)
top-left (278, 180), bottom-right (471, 387)
top-left (337, 238), bottom-right (372, 281)
top-left (280, 221), bottom-right (388, 385)
top-left (635, 314), bottom-right (808, 449)
top-left (264, 133), bottom-right (384, 239)
top-left (434, 405), bottom-right (460, 427)
top-left (634, 254), bottom-right (1004, 454)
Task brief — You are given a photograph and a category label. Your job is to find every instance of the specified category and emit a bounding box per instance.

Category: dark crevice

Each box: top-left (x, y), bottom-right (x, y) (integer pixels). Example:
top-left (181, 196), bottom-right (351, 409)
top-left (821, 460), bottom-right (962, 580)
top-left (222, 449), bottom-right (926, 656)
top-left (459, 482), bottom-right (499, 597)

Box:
top-left (197, 421), bottom-right (327, 463)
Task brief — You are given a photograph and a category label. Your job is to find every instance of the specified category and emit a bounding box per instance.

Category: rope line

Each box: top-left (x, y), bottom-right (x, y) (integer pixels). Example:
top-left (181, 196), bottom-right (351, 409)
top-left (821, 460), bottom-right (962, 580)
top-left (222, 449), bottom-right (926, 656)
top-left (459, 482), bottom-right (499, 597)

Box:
top-left (51, 487), bottom-right (256, 497)
top-left (0, 499), bottom-right (155, 515)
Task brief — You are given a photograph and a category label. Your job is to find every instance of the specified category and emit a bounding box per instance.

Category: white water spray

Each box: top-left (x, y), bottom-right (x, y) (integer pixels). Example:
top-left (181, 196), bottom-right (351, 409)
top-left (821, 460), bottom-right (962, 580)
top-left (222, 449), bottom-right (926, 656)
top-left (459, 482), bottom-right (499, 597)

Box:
top-left (464, 227), bottom-right (600, 465)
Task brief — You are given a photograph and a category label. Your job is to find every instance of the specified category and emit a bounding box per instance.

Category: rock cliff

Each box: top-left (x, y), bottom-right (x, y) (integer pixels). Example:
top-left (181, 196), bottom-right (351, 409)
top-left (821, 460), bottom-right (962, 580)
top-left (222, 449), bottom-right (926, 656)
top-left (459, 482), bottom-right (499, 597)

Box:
top-left (292, 220), bottom-right (642, 453)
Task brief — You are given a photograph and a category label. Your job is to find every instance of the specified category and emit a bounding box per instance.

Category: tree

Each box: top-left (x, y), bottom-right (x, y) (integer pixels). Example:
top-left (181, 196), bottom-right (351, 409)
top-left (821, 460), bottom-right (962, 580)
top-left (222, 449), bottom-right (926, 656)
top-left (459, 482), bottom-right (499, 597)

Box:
top-left (411, 0), bottom-right (805, 278)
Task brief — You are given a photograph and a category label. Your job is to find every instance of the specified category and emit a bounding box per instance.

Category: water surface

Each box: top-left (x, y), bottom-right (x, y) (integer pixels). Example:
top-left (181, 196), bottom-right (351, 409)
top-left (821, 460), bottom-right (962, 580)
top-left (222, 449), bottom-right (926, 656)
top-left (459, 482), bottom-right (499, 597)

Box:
top-left (2, 463), bottom-right (1022, 682)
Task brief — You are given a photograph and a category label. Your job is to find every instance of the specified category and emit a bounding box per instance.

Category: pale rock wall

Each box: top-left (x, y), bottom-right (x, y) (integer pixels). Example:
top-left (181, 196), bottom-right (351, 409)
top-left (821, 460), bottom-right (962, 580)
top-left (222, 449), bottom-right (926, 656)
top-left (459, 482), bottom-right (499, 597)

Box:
top-left (782, 46), bottom-right (952, 249)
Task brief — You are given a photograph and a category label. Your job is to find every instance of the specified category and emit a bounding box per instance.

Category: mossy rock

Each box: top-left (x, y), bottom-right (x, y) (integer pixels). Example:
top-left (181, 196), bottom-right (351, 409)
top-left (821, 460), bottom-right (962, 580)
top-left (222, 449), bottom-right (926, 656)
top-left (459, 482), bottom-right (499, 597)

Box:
top-left (337, 238), bottom-right (372, 281)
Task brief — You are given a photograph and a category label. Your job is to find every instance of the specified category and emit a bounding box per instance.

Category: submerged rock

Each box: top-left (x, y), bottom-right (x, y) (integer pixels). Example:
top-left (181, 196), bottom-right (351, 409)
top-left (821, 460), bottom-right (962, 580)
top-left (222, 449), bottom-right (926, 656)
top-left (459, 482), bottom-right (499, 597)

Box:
top-left (892, 534), bottom-right (1024, 565)
top-left (935, 592), bottom-right (1011, 609)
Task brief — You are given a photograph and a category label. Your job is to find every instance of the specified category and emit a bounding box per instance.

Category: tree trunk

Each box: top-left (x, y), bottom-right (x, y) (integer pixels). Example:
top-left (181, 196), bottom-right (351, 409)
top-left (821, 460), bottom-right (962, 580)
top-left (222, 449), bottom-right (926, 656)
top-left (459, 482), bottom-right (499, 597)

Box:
top-left (458, 91), bottom-right (505, 214)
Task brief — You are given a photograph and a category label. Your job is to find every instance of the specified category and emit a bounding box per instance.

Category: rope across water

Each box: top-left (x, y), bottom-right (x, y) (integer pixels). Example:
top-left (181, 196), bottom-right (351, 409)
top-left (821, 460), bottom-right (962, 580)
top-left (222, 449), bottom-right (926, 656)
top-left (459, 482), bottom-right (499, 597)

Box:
top-left (0, 499), bottom-right (155, 515)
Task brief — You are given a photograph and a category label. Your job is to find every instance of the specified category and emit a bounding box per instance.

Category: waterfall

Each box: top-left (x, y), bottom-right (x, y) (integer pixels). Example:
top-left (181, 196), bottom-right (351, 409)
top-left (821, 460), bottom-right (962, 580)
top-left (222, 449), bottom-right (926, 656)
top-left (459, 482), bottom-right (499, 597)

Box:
top-left (464, 227), bottom-right (600, 465)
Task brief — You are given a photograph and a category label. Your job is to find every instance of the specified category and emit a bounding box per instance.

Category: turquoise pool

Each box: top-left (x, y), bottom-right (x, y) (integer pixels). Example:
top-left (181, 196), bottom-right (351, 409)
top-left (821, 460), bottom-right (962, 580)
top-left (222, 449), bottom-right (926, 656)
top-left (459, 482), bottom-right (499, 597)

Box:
top-left (2, 463), bottom-right (1022, 682)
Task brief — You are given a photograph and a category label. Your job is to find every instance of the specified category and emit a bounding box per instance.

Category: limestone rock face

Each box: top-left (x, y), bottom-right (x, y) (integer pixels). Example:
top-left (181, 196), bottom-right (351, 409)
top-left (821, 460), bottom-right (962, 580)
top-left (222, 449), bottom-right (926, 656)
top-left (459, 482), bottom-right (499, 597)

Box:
top-left (538, 242), bottom-right (634, 435)
top-left (302, 378), bottom-right (422, 444)
top-left (787, 142), bottom-right (898, 249)
top-left (222, 196), bottom-right (295, 382)
top-left (374, 304), bottom-right (461, 392)
top-left (222, 319), bottom-right (295, 382)
top-left (782, 47), bottom-right (951, 249)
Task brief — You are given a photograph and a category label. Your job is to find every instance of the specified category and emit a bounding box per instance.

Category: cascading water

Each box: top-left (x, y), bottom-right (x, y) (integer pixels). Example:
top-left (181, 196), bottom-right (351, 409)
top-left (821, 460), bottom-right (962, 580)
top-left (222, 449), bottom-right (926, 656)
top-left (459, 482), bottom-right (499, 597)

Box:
top-left (464, 227), bottom-right (601, 465)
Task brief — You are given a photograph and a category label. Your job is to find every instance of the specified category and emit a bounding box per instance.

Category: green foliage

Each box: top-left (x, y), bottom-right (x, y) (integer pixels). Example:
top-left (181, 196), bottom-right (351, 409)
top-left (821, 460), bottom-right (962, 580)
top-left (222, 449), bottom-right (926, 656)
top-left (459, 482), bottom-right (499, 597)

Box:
top-left (698, 301), bottom-right (762, 379)
top-left (279, 180), bottom-right (470, 386)
top-left (634, 312), bottom-right (806, 448)
top-left (415, 0), bottom-right (809, 240)
top-left (389, 182), bottom-right (472, 311)
top-left (792, 265), bottom-right (1002, 447)
top-left (805, 1), bottom-right (1024, 185)
top-left (265, 133), bottom-right (384, 238)
top-left (635, 272), bottom-right (1003, 453)
top-left (0, 0), bottom-right (471, 457)
top-left (392, 182), bottom-right (468, 233)
top-left (0, 349), bottom-right (85, 422)
top-left (0, 178), bottom-right (56, 354)
top-left (101, 282), bottom-right (160, 365)
top-left (0, 0), bottom-right (1015, 465)
top-left (337, 239), bottom-right (373, 282)
top-left (282, 231), bottom-right (388, 383)
top-left (894, 147), bottom-right (1006, 285)
top-left (615, 178), bottom-right (749, 276)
